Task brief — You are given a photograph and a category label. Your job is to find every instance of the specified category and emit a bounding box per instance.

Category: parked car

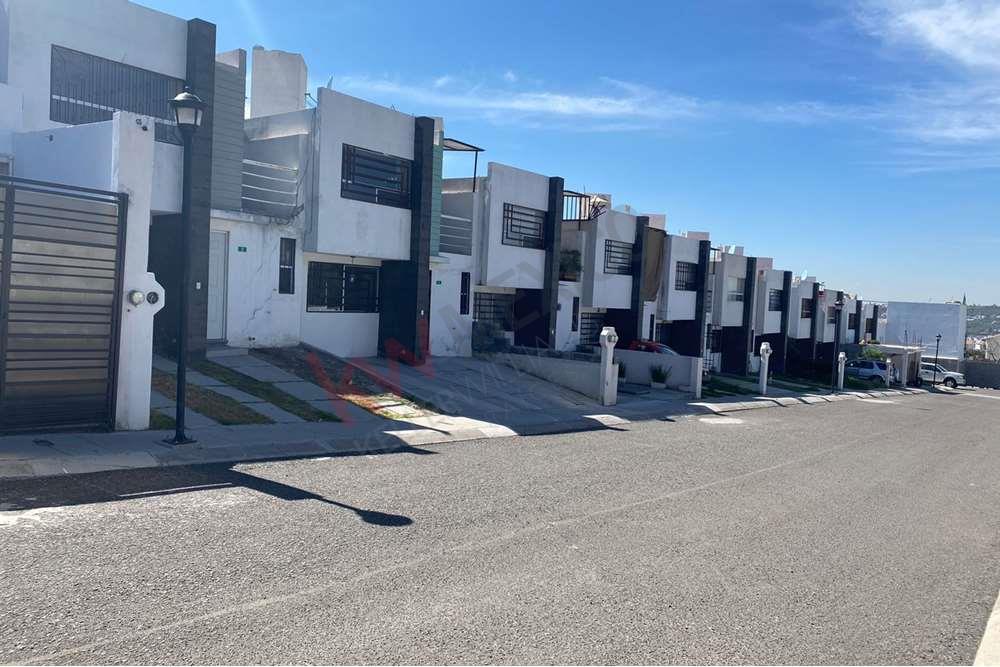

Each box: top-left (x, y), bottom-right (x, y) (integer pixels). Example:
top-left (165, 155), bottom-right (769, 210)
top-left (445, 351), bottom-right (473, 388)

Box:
top-left (628, 340), bottom-right (679, 355)
top-left (918, 362), bottom-right (965, 388)
top-left (845, 358), bottom-right (889, 385)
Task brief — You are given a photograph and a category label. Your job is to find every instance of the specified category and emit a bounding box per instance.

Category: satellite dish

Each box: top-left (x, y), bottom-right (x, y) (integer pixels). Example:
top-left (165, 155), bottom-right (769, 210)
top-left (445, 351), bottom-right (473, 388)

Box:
top-left (800, 269), bottom-right (809, 281)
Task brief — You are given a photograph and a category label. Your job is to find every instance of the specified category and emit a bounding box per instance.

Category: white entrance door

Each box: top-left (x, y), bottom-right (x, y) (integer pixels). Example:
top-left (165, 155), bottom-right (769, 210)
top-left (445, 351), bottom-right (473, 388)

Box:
top-left (207, 230), bottom-right (228, 341)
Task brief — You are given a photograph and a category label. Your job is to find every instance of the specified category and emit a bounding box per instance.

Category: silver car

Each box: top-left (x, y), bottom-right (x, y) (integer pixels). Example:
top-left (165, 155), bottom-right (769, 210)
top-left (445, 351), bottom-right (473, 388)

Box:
top-left (919, 362), bottom-right (965, 388)
top-left (845, 359), bottom-right (889, 385)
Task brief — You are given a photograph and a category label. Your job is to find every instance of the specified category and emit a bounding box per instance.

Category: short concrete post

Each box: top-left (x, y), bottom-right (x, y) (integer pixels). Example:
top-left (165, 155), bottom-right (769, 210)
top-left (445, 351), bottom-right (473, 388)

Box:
top-left (885, 358), bottom-right (893, 388)
top-left (759, 342), bottom-right (772, 395)
top-left (599, 326), bottom-right (619, 407)
top-left (836, 352), bottom-right (846, 391)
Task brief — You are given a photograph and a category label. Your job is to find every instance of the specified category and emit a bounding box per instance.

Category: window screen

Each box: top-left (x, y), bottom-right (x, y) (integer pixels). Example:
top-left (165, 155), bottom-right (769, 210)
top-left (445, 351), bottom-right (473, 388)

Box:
top-left (502, 203), bottom-right (545, 249)
top-left (768, 288), bottom-right (783, 311)
top-left (341, 144), bottom-right (412, 209)
top-left (801, 298), bottom-right (814, 319)
top-left (675, 261), bottom-right (698, 291)
top-left (278, 238), bottom-right (295, 294)
top-left (604, 239), bottom-right (632, 275)
top-left (306, 262), bottom-right (379, 312)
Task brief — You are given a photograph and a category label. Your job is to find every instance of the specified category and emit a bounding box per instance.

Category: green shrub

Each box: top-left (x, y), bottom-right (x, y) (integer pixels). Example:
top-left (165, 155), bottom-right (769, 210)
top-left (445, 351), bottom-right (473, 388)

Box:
top-left (650, 365), bottom-right (670, 383)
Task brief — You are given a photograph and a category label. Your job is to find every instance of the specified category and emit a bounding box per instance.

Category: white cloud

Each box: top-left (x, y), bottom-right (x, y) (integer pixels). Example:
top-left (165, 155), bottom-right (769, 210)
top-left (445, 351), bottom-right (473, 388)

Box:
top-left (857, 0), bottom-right (1000, 69)
top-left (503, 70), bottom-right (518, 83)
top-left (433, 75), bottom-right (454, 89)
top-left (331, 75), bottom-right (704, 126)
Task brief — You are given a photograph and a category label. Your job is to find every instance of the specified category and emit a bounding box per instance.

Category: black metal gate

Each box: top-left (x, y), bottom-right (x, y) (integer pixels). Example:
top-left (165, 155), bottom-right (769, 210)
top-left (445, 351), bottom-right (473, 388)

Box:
top-left (0, 176), bottom-right (127, 432)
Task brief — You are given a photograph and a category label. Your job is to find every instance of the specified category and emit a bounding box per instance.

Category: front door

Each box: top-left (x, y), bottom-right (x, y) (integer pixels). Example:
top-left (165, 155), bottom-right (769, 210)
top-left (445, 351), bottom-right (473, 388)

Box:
top-left (207, 230), bottom-right (228, 341)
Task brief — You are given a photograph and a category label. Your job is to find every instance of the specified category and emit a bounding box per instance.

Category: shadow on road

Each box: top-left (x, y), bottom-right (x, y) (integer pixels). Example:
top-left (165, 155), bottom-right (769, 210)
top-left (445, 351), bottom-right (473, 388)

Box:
top-left (0, 460), bottom-right (414, 527)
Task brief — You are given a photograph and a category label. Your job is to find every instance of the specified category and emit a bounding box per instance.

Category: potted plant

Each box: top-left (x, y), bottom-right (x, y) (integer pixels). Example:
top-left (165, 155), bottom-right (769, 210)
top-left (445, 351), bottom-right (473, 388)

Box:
top-left (650, 365), bottom-right (670, 389)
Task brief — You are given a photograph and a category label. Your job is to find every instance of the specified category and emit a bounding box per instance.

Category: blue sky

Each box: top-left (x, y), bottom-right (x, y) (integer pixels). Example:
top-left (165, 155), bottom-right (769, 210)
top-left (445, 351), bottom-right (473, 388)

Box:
top-left (146, 0), bottom-right (1000, 304)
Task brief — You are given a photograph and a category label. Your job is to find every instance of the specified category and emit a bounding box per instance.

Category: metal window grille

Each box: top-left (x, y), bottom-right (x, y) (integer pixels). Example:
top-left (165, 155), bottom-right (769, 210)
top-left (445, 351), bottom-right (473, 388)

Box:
top-left (341, 144), bottom-right (412, 209)
top-left (827, 306), bottom-right (837, 324)
top-left (801, 298), bottom-right (814, 319)
top-left (571, 297), bottom-right (580, 332)
top-left (49, 45), bottom-right (184, 145)
top-left (579, 312), bottom-right (605, 346)
top-left (473, 292), bottom-right (514, 330)
top-left (440, 214), bottom-right (473, 255)
top-left (459, 272), bottom-right (471, 315)
top-left (727, 277), bottom-right (745, 302)
top-left (707, 328), bottom-right (722, 352)
top-left (502, 203), bottom-right (545, 249)
top-left (603, 239), bottom-right (632, 275)
top-left (848, 312), bottom-right (858, 329)
top-left (768, 288), bottom-right (783, 311)
top-left (675, 261), bottom-right (699, 291)
top-left (306, 262), bottom-right (379, 312)
top-left (278, 238), bottom-right (295, 294)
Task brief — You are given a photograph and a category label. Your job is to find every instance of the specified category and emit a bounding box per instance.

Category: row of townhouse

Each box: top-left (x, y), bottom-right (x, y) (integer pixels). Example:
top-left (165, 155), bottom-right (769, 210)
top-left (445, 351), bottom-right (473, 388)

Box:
top-left (0, 0), bottom-right (885, 433)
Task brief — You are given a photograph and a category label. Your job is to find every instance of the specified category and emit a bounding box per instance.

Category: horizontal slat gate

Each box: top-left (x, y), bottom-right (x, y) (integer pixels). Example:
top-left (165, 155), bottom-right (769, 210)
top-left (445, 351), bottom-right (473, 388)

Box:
top-left (0, 177), bottom-right (126, 432)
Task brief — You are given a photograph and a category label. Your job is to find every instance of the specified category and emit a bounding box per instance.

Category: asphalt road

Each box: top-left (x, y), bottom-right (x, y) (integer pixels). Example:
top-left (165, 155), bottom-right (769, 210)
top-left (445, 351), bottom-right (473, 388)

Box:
top-left (2, 390), bottom-right (999, 665)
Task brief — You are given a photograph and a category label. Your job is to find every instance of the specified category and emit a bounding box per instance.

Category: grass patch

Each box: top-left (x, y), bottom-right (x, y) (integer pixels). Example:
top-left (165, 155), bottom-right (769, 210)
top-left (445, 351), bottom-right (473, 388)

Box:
top-left (148, 410), bottom-right (175, 430)
top-left (151, 370), bottom-right (272, 426)
top-left (192, 359), bottom-right (341, 422)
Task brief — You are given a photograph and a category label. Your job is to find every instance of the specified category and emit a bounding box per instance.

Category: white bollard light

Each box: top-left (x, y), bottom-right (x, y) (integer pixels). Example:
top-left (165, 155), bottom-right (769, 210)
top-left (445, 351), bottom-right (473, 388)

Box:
top-left (599, 326), bottom-right (619, 407)
top-left (885, 358), bottom-right (893, 388)
top-left (837, 351), bottom-right (846, 391)
top-left (759, 342), bottom-right (772, 395)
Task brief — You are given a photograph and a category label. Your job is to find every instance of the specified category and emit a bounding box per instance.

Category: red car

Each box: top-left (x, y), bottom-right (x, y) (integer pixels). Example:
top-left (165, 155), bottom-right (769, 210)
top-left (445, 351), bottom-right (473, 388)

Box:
top-left (627, 340), bottom-right (679, 355)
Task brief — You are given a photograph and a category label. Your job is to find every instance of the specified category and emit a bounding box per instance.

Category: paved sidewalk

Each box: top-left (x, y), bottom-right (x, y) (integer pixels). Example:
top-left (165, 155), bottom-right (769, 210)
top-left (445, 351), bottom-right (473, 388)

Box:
top-left (0, 380), bottom-right (927, 480)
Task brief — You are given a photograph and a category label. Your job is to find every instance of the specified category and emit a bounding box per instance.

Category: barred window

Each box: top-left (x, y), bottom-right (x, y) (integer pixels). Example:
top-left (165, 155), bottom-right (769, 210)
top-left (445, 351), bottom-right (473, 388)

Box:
top-left (49, 45), bottom-right (184, 144)
top-left (827, 306), bottom-right (837, 324)
top-left (473, 292), bottom-right (514, 330)
top-left (801, 298), bottom-right (814, 319)
top-left (306, 262), bottom-right (379, 313)
top-left (604, 239), bottom-right (632, 275)
top-left (707, 328), bottom-right (721, 352)
top-left (278, 238), bottom-right (295, 294)
top-left (727, 277), bottom-right (745, 302)
top-left (502, 203), bottom-right (545, 249)
top-left (341, 144), bottom-right (412, 209)
top-left (768, 288), bottom-right (783, 311)
top-left (460, 272), bottom-right (471, 315)
top-left (675, 261), bottom-right (699, 291)
top-left (571, 297), bottom-right (580, 332)
top-left (580, 312), bottom-right (605, 346)
top-left (848, 312), bottom-right (858, 329)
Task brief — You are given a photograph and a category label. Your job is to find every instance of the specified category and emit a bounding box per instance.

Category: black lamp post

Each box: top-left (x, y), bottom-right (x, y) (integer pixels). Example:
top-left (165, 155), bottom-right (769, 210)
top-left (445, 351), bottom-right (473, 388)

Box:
top-left (830, 297), bottom-right (844, 391)
top-left (165, 87), bottom-right (206, 445)
top-left (934, 333), bottom-right (942, 386)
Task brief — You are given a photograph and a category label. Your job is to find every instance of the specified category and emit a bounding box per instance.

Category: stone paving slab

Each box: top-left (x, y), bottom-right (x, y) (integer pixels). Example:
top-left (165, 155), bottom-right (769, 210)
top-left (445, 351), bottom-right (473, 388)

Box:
top-left (183, 370), bottom-right (228, 387)
top-left (306, 399), bottom-right (384, 423)
top-left (207, 385), bottom-right (263, 404)
top-left (212, 353), bottom-right (277, 369)
top-left (272, 380), bottom-right (333, 401)
top-left (228, 364), bottom-right (301, 383)
top-left (243, 401), bottom-right (305, 424)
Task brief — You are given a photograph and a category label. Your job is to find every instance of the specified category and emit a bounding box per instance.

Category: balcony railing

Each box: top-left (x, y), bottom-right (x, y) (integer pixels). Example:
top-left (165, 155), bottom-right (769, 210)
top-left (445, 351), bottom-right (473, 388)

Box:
top-left (241, 159), bottom-right (300, 218)
top-left (563, 190), bottom-right (607, 223)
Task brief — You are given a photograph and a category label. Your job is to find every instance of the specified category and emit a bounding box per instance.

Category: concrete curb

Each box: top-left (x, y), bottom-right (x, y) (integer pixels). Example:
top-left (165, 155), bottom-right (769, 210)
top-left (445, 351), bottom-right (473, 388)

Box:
top-left (0, 387), bottom-right (933, 481)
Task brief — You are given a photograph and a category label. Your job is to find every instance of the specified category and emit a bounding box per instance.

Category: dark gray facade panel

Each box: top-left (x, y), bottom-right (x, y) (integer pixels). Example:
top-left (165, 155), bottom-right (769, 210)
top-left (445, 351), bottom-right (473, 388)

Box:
top-left (210, 54), bottom-right (246, 212)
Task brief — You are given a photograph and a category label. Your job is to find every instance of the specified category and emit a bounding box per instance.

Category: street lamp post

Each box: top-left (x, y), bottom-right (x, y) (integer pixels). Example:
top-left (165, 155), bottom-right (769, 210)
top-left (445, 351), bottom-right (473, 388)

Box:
top-left (165, 88), bottom-right (206, 446)
top-left (934, 333), bottom-right (942, 386)
top-left (830, 298), bottom-right (844, 392)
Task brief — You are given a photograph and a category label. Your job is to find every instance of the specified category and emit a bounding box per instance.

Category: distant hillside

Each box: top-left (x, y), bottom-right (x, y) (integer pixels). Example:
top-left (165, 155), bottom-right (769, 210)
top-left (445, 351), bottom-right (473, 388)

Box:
top-left (967, 305), bottom-right (1000, 337)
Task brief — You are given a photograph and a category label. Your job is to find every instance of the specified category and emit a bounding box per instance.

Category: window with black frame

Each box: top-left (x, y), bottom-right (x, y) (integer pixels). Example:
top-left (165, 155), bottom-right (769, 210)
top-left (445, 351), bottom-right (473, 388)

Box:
top-left (848, 312), bottom-right (858, 329)
top-left (727, 277), bottom-right (746, 302)
top-left (460, 272), bottom-right (471, 315)
top-left (278, 238), bottom-right (296, 294)
top-left (827, 306), bottom-right (837, 324)
top-left (801, 298), bottom-right (814, 319)
top-left (473, 292), bottom-right (514, 330)
top-left (502, 203), bottom-right (545, 249)
top-left (49, 45), bottom-right (184, 144)
top-left (604, 239), bottom-right (632, 275)
top-left (768, 288), bottom-right (783, 311)
top-left (341, 144), bottom-right (412, 208)
top-left (675, 261), bottom-right (699, 291)
top-left (306, 262), bottom-right (379, 312)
